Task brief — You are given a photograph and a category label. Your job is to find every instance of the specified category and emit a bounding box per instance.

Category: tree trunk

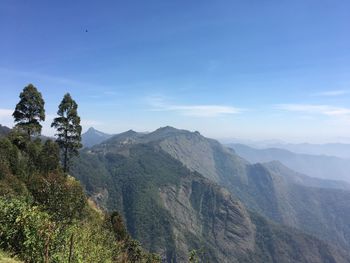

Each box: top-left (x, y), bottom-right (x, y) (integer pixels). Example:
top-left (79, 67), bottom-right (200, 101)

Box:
top-left (44, 237), bottom-right (50, 263)
top-left (27, 128), bottom-right (31, 141)
top-left (64, 129), bottom-right (69, 173)
top-left (68, 233), bottom-right (74, 263)
top-left (64, 146), bottom-right (68, 173)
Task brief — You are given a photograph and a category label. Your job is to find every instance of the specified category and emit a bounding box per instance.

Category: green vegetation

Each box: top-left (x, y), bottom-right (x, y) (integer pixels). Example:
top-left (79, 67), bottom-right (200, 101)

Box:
top-left (0, 87), bottom-right (160, 263)
top-left (72, 144), bottom-right (186, 261)
top-left (12, 84), bottom-right (45, 138)
top-left (188, 250), bottom-right (199, 263)
top-left (51, 93), bottom-right (82, 173)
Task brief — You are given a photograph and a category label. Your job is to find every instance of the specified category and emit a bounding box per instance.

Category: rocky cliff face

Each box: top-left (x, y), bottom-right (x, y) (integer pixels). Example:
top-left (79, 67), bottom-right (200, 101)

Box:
top-left (72, 136), bottom-right (350, 262)
top-left (159, 175), bottom-right (256, 262)
top-left (133, 127), bottom-right (350, 251)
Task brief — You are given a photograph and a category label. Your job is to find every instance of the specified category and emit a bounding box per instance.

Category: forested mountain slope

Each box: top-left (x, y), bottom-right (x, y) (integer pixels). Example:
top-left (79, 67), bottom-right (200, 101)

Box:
top-left (72, 132), bottom-right (350, 262)
top-left (76, 126), bottom-right (350, 254)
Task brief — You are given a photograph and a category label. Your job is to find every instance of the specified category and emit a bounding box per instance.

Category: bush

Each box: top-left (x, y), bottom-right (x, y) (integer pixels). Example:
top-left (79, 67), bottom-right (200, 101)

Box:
top-left (0, 138), bottom-right (19, 176)
top-left (0, 198), bottom-right (118, 263)
top-left (28, 173), bottom-right (87, 222)
top-left (0, 198), bottom-right (56, 263)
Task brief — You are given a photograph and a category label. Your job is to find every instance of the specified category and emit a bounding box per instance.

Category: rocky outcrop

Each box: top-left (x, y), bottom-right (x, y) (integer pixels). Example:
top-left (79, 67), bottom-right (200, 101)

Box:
top-left (159, 175), bottom-right (255, 262)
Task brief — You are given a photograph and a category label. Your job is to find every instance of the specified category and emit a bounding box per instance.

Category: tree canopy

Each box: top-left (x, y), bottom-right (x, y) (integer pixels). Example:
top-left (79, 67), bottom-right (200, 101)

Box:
top-left (51, 93), bottom-right (82, 173)
top-left (13, 84), bottom-right (45, 138)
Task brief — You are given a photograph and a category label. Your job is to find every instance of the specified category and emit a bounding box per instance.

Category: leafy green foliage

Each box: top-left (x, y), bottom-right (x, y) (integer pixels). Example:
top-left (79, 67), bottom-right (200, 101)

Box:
top-left (38, 140), bottom-right (60, 175)
top-left (0, 198), bottom-right (118, 263)
top-left (0, 198), bottom-right (55, 263)
top-left (12, 84), bottom-right (45, 138)
top-left (51, 93), bottom-right (82, 172)
top-left (0, 138), bottom-right (20, 176)
top-left (0, 129), bottom-right (160, 262)
top-left (109, 211), bottom-right (128, 241)
top-left (52, 221), bottom-right (117, 263)
top-left (188, 250), bottom-right (199, 263)
top-left (28, 173), bottom-right (87, 223)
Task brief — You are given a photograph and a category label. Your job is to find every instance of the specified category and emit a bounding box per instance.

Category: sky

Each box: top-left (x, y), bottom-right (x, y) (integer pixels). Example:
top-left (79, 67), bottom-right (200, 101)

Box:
top-left (0, 0), bottom-right (350, 143)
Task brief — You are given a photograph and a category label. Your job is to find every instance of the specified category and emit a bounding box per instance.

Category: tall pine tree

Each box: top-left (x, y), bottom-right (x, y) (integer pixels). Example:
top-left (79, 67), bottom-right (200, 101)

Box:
top-left (51, 93), bottom-right (82, 173)
top-left (13, 84), bottom-right (45, 138)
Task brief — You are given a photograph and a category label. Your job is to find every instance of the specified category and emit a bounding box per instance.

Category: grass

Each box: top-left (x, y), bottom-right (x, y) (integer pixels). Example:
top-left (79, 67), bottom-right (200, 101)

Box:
top-left (0, 251), bottom-right (22, 263)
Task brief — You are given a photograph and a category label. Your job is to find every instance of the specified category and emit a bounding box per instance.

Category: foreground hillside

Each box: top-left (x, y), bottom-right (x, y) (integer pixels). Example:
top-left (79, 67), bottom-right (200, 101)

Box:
top-left (0, 131), bottom-right (160, 263)
top-left (72, 130), bottom-right (350, 262)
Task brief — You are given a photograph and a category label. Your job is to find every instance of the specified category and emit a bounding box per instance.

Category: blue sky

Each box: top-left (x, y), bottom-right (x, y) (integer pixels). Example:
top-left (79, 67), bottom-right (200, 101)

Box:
top-left (1, 0), bottom-right (350, 142)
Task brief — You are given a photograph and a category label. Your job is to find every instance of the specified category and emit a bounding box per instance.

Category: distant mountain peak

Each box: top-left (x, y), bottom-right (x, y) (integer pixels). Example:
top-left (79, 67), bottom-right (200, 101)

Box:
top-left (125, 129), bottom-right (137, 134)
top-left (82, 127), bottom-right (113, 148)
top-left (85, 127), bottom-right (109, 136)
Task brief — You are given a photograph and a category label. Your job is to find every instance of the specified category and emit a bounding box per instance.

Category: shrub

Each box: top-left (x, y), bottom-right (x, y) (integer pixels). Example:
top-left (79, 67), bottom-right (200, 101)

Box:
top-left (0, 198), bottom-right (56, 263)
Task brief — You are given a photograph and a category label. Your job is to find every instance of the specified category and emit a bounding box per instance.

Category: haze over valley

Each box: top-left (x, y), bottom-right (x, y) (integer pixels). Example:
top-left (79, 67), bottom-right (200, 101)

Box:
top-left (1, 1), bottom-right (350, 262)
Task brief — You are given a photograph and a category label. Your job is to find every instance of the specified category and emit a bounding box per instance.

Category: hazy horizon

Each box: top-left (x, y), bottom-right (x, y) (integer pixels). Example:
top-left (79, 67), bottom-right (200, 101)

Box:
top-left (1, 1), bottom-right (350, 143)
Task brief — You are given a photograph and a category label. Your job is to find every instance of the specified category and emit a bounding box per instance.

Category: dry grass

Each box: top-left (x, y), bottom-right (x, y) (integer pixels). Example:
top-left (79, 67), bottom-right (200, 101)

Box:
top-left (0, 251), bottom-right (22, 263)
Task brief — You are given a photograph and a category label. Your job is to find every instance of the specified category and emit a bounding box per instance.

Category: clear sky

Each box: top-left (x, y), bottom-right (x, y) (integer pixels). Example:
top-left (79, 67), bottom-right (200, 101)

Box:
top-left (1, 0), bottom-right (350, 143)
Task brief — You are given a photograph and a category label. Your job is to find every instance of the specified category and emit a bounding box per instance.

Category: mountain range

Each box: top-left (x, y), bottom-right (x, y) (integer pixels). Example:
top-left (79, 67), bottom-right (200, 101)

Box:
top-left (72, 126), bottom-right (350, 262)
top-left (225, 140), bottom-right (350, 159)
top-left (268, 142), bottom-right (350, 159)
top-left (229, 143), bottom-right (350, 183)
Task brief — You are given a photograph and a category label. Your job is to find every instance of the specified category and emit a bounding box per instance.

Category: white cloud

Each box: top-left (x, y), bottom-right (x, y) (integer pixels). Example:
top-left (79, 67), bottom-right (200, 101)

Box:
top-left (147, 96), bottom-right (242, 117)
top-left (276, 104), bottom-right (350, 117)
top-left (314, 90), bottom-right (349, 97)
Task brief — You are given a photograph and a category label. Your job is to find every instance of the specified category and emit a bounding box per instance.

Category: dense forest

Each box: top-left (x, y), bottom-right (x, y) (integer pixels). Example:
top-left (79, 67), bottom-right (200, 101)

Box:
top-left (0, 85), bottom-right (161, 263)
